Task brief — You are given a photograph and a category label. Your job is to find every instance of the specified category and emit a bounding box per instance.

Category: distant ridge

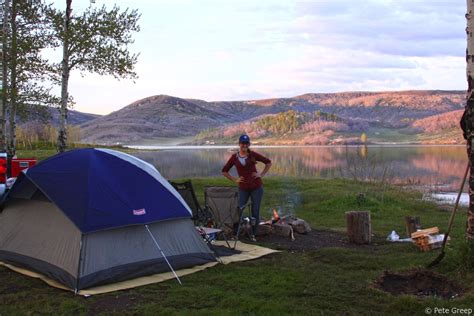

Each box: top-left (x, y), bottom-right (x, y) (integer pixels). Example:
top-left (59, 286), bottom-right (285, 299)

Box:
top-left (21, 107), bottom-right (100, 127)
top-left (77, 90), bottom-right (465, 145)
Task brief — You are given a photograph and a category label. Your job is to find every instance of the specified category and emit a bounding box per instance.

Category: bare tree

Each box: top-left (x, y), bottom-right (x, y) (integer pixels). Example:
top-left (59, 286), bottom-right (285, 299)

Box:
top-left (464, 1), bottom-right (474, 238)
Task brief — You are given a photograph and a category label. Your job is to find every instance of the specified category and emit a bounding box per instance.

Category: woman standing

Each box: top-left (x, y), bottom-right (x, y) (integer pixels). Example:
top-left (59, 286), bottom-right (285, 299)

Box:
top-left (221, 134), bottom-right (272, 241)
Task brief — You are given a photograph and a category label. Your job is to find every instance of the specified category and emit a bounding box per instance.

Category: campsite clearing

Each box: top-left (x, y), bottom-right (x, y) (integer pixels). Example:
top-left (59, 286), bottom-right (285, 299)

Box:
top-left (1, 150), bottom-right (474, 314)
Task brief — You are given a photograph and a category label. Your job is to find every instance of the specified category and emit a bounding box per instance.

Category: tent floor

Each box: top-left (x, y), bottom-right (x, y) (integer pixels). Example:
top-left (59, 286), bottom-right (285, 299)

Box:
top-left (0, 241), bottom-right (278, 296)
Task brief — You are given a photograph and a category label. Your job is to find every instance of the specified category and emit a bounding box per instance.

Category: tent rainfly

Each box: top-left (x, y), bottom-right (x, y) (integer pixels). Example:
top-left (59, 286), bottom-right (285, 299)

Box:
top-left (0, 148), bottom-right (216, 292)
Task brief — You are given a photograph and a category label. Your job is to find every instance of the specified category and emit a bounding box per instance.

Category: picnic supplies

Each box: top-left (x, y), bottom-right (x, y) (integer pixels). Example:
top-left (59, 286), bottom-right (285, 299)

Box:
top-left (387, 230), bottom-right (400, 241)
top-left (411, 227), bottom-right (443, 252)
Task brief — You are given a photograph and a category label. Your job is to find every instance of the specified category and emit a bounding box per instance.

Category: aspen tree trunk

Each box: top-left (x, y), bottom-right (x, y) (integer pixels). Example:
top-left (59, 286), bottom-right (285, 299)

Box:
top-left (6, 0), bottom-right (16, 176)
top-left (466, 0), bottom-right (474, 238)
top-left (0, 0), bottom-right (9, 154)
top-left (57, 0), bottom-right (71, 153)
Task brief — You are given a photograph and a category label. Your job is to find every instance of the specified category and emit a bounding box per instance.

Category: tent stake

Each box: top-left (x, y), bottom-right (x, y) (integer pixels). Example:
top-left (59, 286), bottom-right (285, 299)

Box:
top-left (145, 224), bottom-right (182, 285)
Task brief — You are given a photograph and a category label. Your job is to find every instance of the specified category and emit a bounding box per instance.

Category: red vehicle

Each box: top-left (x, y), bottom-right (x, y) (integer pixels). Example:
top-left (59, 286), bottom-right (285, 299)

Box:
top-left (11, 158), bottom-right (37, 178)
top-left (0, 156), bottom-right (36, 184)
top-left (0, 153), bottom-right (6, 184)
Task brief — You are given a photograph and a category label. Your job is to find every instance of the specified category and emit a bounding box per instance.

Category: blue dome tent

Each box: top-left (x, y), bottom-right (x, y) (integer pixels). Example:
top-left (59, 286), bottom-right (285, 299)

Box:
top-left (0, 148), bottom-right (216, 292)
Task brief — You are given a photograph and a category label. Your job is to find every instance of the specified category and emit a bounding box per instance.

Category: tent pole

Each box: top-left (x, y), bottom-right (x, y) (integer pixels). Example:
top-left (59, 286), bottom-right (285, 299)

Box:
top-left (145, 224), bottom-right (182, 285)
top-left (74, 235), bottom-right (83, 295)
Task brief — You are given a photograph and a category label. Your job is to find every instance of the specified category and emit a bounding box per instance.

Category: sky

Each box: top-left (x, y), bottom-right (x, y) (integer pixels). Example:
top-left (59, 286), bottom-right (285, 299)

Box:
top-left (52, 0), bottom-right (466, 115)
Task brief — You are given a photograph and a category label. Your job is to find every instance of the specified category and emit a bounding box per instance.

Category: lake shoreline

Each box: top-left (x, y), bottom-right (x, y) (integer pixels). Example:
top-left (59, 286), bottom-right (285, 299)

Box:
top-left (19, 146), bottom-right (468, 199)
top-left (127, 143), bottom-right (466, 150)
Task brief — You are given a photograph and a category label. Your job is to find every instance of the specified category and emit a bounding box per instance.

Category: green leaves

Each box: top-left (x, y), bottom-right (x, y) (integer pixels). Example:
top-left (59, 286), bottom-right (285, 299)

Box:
top-left (0, 1), bottom-right (141, 153)
top-left (48, 4), bottom-right (140, 79)
top-left (8, 0), bottom-right (58, 110)
top-left (47, 2), bottom-right (140, 152)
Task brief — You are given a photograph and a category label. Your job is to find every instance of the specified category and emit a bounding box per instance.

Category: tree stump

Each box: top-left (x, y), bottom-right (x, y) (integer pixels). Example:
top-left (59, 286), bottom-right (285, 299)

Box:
top-left (346, 211), bottom-right (371, 244)
top-left (404, 216), bottom-right (421, 238)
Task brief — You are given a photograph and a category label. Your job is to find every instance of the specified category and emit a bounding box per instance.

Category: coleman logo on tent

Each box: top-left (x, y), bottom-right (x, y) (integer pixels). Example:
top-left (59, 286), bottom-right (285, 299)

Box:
top-left (133, 208), bottom-right (146, 216)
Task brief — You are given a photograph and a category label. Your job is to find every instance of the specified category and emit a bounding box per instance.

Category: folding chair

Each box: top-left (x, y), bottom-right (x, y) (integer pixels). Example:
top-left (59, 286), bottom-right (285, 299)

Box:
top-left (170, 180), bottom-right (226, 260)
top-left (169, 180), bottom-right (212, 226)
top-left (204, 186), bottom-right (251, 249)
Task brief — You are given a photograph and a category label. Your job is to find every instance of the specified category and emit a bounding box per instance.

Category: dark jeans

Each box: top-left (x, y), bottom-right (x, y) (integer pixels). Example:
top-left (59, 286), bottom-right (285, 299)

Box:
top-left (239, 187), bottom-right (264, 235)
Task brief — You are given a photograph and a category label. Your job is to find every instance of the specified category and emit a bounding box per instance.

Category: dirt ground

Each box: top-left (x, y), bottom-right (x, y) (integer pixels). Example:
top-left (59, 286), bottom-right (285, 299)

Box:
top-left (253, 228), bottom-right (378, 251)
top-left (374, 269), bottom-right (464, 299)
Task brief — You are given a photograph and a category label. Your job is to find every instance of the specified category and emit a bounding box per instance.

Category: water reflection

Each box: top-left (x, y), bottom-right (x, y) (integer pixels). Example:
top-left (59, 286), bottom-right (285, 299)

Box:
top-left (133, 145), bottom-right (467, 191)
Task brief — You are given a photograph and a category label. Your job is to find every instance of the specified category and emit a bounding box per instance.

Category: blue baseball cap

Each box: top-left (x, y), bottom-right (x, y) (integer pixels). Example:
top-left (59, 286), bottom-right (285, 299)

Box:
top-left (239, 134), bottom-right (250, 144)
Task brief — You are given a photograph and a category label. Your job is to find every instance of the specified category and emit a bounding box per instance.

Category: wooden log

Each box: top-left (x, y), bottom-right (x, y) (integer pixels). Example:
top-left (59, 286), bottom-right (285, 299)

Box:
top-left (404, 216), bottom-right (421, 238)
top-left (345, 211), bottom-right (371, 244)
top-left (410, 227), bottom-right (439, 239)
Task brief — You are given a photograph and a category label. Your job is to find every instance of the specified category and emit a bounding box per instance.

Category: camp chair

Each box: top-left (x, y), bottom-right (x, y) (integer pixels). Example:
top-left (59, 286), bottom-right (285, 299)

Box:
top-left (169, 180), bottom-right (212, 226)
top-left (204, 186), bottom-right (251, 249)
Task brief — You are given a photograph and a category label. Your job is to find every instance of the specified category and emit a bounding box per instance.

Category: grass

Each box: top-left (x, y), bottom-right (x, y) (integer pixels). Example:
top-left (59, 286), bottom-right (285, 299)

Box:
top-left (1, 150), bottom-right (474, 315)
top-left (18, 148), bottom-right (57, 161)
top-left (18, 145), bottom-right (137, 162)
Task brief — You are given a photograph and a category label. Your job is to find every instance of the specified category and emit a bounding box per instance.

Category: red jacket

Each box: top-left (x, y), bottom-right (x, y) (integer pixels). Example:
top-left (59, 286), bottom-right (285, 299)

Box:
top-left (222, 150), bottom-right (271, 190)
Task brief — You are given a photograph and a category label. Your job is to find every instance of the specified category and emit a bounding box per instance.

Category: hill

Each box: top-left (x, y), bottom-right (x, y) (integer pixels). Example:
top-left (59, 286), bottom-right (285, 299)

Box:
top-left (20, 107), bottom-right (101, 126)
top-left (196, 108), bottom-right (465, 145)
top-left (410, 110), bottom-right (464, 144)
top-left (78, 90), bottom-right (465, 145)
top-left (80, 95), bottom-right (287, 144)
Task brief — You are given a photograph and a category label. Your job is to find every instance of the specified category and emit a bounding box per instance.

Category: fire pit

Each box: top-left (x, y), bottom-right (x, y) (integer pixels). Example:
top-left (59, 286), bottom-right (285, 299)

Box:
top-left (242, 209), bottom-right (311, 240)
top-left (374, 270), bottom-right (463, 299)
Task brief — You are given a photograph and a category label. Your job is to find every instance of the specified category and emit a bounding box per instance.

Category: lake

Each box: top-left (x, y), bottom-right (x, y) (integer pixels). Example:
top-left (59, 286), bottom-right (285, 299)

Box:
top-left (130, 145), bottom-right (468, 192)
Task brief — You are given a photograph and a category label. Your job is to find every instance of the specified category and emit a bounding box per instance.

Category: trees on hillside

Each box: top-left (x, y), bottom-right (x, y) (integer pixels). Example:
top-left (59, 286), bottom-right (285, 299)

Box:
top-left (15, 122), bottom-right (81, 150)
top-left (48, 2), bottom-right (140, 152)
top-left (194, 110), bottom-right (351, 144)
top-left (255, 110), bottom-right (342, 135)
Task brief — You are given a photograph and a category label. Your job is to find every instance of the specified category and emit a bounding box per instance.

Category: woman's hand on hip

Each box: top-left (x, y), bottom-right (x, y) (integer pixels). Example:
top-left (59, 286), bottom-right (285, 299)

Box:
top-left (236, 176), bottom-right (245, 184)
top-left (252, 171), bottom-right (261, 179)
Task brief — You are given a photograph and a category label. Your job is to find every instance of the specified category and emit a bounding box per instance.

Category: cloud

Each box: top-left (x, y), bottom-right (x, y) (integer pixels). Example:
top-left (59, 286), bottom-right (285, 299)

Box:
top-left (60, 0), bottom-right (467, 114)
top-left (286, 0), bottom-right (465, 57)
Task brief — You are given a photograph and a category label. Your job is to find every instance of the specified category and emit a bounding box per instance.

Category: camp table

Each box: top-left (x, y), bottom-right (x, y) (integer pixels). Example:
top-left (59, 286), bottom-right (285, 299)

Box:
top-left (196, 226), bottom-right (224, 262)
